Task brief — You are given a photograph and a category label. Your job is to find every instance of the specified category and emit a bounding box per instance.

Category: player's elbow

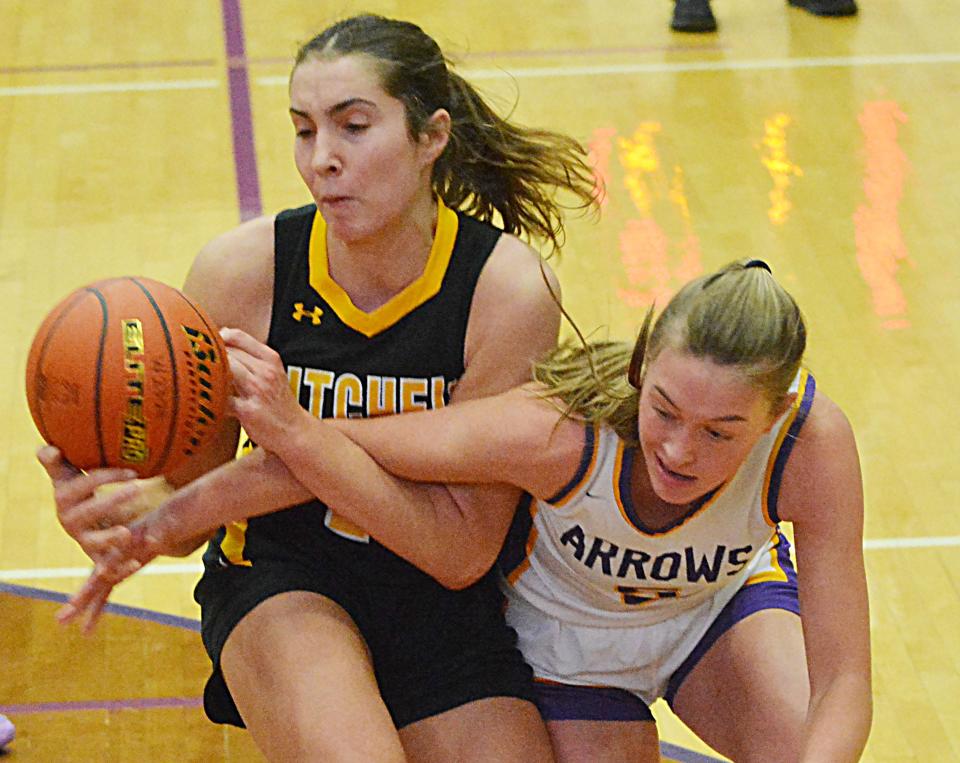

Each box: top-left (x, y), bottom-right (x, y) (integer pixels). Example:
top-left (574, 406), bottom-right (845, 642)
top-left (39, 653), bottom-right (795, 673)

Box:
top-left (434, 571), bottom-right (486, 590)
top-left (436, 569), bottom-right (485, 591)
top-left (430, 551), bottom-right (497, 590)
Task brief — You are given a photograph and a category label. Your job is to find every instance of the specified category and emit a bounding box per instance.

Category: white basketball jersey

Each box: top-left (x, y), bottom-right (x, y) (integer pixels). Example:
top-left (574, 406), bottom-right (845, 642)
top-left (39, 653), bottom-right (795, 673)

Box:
top-left (500, 370), bottom-right (815, 630)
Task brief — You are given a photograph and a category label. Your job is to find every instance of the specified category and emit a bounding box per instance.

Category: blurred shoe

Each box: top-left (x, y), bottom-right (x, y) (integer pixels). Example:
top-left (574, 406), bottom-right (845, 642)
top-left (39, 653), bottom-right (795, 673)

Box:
top-left (671, 0), bottom-right (717, 32)
top-left (0, 713), bottom-right (14, 748)
top-left (788, 0), bottom-right (858, 16)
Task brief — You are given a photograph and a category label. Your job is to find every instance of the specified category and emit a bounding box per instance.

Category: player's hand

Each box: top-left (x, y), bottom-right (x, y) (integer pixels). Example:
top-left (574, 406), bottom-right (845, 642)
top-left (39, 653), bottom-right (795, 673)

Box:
top-left (221, 327), bottom-right (312, 454)
top-left (56, 560), bottom-right (137, 634)
top-left (57, 521), bottom-right (161, 633)
top-left (37, 446), bottom-right (140, 563)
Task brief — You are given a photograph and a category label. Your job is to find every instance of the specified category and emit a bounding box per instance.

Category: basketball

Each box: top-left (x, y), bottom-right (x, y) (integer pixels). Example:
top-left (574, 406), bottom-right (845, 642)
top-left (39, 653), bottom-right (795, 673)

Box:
top-left (25, 277), bottom-right (230, 478)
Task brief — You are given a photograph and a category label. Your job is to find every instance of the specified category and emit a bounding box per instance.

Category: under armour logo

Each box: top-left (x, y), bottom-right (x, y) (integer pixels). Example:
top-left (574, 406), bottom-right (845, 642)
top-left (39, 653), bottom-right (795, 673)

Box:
top-left (292, 302), bottom-right (323, 325)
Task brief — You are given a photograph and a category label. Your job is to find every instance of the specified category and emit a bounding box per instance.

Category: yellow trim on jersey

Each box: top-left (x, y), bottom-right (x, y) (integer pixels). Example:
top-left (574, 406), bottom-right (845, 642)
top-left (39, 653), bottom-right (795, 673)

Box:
top-left (221, 520), bottom-right (253, 567)
top-left (761, 369), bottom-right (810, 527)
top-left (307, 199), bottom-right (460, 338)
top-left (745, 531), bottom-right (788, 584)
top-left (324, 508), bottom-right (370, 542)
top-left (551, 424), bottom-right (602, 508)
top-left (215, 433), bottom-right (256, 565)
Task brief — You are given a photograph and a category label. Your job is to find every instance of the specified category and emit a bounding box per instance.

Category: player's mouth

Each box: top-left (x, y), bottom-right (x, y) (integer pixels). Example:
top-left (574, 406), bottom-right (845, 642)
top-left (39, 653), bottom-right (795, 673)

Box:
top-left (655, 454), bottom-right (696, 485)
top-left (319, 195), bottom-right (354, 209)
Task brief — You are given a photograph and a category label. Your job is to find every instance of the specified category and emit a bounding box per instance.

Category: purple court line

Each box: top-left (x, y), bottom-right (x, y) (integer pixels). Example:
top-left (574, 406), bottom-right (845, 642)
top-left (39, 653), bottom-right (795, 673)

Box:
top-left (0, 697), bottom-right (202, 715)
top-left (0, 582), bottom-right (203, 716)
top-left (0, 580), bottom-right (199, 631)
top-left (661, 741), bottom-right (726, 763)
top-left (0, 44), bottom-right (727, 78)
top-left (445, 43), bottom-right (728, 60)
top-left (0, 59), bottom-right (216, 75)
top-left (0, 41), bottom-right (729, 79)
top-left (1, 581), bottom-right (722, 760)
top-left (220, 0), bottom-right (262, 222)
top-left (244, 42), bottom-right (727, 67)
top-left (0, 698), bottom-right (718, 763)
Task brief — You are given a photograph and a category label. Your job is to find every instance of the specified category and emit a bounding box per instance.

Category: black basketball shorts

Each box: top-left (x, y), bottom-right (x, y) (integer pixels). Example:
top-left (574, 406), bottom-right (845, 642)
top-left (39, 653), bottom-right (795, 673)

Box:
top-left (193, 555), bottom-right (537, 729)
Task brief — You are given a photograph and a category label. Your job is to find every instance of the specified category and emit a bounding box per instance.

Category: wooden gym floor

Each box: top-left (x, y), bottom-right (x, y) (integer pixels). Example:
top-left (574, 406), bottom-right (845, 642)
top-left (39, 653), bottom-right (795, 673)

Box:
top-left (1, 0), bottom-right (958, 760)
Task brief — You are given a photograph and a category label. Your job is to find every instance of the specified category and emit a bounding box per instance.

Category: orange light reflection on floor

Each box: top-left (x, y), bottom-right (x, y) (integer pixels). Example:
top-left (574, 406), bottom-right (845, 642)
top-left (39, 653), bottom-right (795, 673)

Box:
top-left (669, 166), bottom-right (703, 285)
top-left (853, 100), bottom-right (913, 330)
top-left (588, 127), bottom-right (618, 211)
top-left (613, 124), bottom-right (703, 308)
top-left (758, 112), bottom-right (803, 226)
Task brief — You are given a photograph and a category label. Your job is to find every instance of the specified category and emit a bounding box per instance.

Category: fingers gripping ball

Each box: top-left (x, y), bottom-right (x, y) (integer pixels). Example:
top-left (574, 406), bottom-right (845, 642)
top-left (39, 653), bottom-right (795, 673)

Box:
top-left (25, 277), bottom-right (229, 478)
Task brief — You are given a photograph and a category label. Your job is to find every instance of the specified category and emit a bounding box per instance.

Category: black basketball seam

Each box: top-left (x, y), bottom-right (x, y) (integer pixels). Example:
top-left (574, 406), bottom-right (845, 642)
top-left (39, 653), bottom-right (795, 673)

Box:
top-left (130, 278), bottom-right (179, 474)
top-left (30, 289), bottom-right (92, 447)
top-left (88, 286), bottom-right (111, 468)
top-left (171, 289), bottom-right (221, 363)
top-left (171, 288), bottom-right (223, 443)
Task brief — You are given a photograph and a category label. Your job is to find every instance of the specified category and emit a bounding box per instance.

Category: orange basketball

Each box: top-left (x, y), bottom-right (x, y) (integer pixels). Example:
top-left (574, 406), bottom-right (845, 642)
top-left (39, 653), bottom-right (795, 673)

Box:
top-left (25, 277), bottom-right (230, 478)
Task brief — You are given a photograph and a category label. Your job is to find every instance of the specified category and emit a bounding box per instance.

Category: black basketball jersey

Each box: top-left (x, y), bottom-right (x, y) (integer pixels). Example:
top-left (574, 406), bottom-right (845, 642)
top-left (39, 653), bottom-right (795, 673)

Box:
top-left (205, 199), bottom-right (501, 585)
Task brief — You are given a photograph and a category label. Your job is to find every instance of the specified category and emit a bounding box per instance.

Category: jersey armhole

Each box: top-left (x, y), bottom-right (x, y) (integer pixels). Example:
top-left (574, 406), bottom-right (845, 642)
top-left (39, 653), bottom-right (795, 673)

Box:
top-left (545, 424), bottom-right (599, 506)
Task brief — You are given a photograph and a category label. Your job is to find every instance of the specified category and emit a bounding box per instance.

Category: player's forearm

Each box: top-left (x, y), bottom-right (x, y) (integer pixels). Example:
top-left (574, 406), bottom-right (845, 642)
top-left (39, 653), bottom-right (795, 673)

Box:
top-left (326, 413), bottom-right (479, 484)
top-left (276, 418), bottom-right (501, 586)
top-left (156, 448), bottom-right (313, 545)
top-left (799, 674), bottom-right (872, 762)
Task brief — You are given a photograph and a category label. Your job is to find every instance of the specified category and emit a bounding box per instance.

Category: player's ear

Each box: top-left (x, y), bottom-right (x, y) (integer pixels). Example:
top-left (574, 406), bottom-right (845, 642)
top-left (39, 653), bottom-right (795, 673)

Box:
top-left (419, 109), bottom-right (451, 163)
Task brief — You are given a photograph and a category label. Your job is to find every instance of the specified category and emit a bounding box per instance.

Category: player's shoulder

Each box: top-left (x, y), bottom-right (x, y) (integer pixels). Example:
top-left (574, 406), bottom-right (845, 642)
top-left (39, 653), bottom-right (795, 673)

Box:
top-left (777, 387), bottom-right (860, 522)
top-left (189, 216), bottom-right (275, 292)
top-left (473, 233), bottom-right (561, 320)
top-left (184, 215), bottom-right (276, 338)
top-left (195, 215), bottom-right (275, 270)
top-left (501, 384), bottom-right (591, 490)
top-left (464, 234), bottom-right (561, 366)
top-left (791, 388), bottom-right (858, 480)
top-left (796, 389), bottom-right (855, 453)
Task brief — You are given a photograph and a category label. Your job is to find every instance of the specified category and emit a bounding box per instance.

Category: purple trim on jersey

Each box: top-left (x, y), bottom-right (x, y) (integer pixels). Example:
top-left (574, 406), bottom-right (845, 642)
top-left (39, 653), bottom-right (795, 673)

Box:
top-left (617, 447), bottom-right (718, 535)
top-left (663, 537), bottom-right (800, 706)
top-left (499, 493), bottom-right (536, 578)
top-left (545, 424), bottom-right (596, 504)
top-left (770, 532), bottom-right (799, 586)
top-left (533, 679), bottom-right (654, 722)
top-left (766, 373), bottom-right (816, 524)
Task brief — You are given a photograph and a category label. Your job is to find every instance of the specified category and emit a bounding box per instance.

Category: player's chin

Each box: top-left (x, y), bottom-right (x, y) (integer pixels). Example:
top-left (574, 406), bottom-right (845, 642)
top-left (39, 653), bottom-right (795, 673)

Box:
top-left (648, 462), bottom-right (701, 504)
top-left (651, 484), bottom-right (700, 506)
